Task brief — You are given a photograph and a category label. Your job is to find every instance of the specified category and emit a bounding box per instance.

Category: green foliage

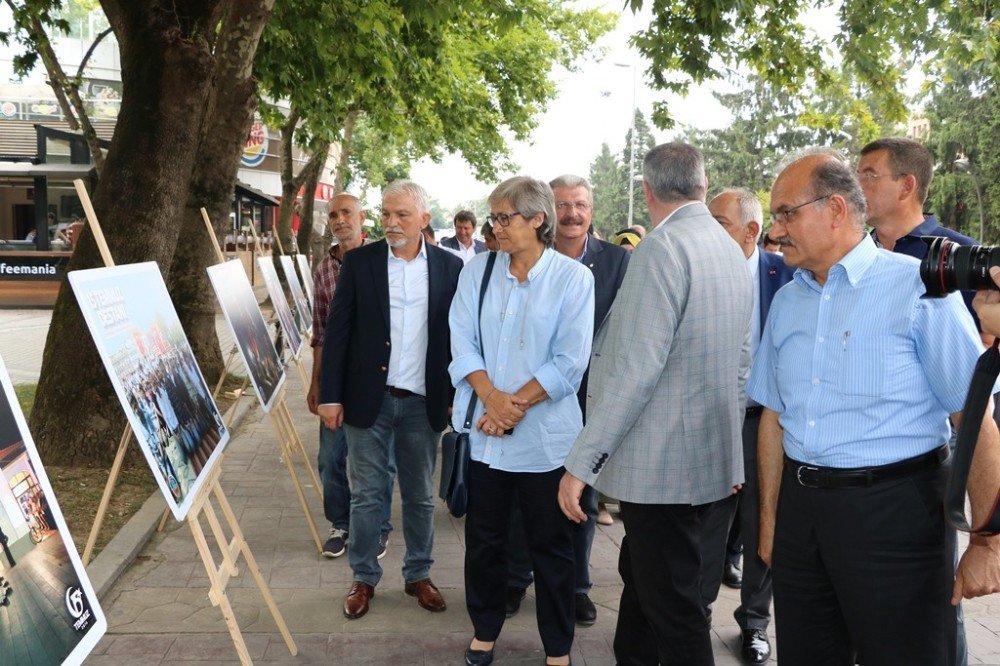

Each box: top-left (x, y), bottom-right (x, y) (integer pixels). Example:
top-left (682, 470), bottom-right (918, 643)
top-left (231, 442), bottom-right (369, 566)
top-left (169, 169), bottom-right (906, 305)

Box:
top-left (588, 110), bottom-right (657, 236)
top-left (923, 69), bottom-right (999, 243)
top-left (256, 0), bottom-right (616, 182)
top-left (589, 142), bottom-right (626, 237)
top-left (628, 0), bottom-right (1000, 131)
top-left (1, 0), bottom-right (68, 77)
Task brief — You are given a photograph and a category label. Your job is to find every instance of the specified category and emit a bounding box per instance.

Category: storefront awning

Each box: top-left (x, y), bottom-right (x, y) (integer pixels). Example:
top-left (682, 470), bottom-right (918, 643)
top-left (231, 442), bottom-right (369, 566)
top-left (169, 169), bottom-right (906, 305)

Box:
top-left (235, 180), bottom-right (279, 207)
top-left (0, 162), bottom-right (97, 179)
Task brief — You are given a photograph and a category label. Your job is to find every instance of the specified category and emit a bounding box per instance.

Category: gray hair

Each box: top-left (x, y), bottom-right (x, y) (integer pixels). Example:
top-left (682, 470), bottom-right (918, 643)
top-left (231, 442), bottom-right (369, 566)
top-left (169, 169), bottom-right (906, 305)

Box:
top-left (549, 174), bottom-right (593, 203)
top-left (382, 179), bottom-right (429, 214)
top-left (488, 176), bottom-right (556, 246)
top-left (642, 142), bottom-right (707, 203)
top-left (715, 188), bottom-right (764, 241)
top-left (327, 192), bottom-right (361, 213)
top-left (780, 148), bottom-right (867, 229)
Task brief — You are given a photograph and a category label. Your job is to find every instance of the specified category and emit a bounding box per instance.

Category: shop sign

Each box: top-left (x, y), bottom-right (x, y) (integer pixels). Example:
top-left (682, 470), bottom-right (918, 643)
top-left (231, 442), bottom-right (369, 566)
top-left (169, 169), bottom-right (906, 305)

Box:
top-left (241, 119), bottom-right (268, 167)
top-left (0, 254), bottom-right (70, 281)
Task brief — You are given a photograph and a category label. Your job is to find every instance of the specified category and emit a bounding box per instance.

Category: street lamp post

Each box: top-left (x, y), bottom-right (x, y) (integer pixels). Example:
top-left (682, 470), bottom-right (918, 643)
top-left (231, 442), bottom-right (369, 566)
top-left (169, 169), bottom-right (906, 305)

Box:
top-left (614, 62), bottom-right (637, 229)
top-left (954, 156), bottom-right (986, 242)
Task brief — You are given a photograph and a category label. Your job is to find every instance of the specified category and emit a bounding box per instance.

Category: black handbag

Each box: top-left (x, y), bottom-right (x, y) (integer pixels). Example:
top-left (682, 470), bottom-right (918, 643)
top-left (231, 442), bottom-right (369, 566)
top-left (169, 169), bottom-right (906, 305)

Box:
top-left (440, 252), bottom-right (496, 518)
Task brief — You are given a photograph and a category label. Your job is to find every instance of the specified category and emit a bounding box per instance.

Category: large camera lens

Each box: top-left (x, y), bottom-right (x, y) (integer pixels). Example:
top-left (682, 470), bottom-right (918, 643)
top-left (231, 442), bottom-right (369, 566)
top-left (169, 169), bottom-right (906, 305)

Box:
top-left (920, 237), bottom-right (1000, 297)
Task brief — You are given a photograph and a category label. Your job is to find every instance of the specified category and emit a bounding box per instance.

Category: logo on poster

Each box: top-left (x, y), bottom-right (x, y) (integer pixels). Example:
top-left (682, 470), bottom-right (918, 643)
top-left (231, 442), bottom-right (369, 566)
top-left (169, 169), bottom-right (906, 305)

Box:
top-left (241, 120), bottom-right (268, 167)
top-left (0, 101), bottom-right (16, 118)
top-left (66, 585), bottom-right (94, 631)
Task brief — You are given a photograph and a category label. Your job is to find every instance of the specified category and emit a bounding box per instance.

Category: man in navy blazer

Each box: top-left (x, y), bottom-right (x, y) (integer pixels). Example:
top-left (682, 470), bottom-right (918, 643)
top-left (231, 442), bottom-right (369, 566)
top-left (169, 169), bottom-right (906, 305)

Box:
top-left (505, 175), bottom-right (630, 626)
top-left (702, 188), bottom-right (794, 664)
top-left (319, 180), bottom-right (463, 621)
top-left (440, 210), bottom-right (487, 264)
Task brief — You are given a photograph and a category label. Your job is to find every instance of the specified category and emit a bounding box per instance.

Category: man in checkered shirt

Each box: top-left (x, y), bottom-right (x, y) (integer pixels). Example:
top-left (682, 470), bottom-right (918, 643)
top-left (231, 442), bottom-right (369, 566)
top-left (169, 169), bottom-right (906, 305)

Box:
top-left (308, 193), bottom-right (395, 559)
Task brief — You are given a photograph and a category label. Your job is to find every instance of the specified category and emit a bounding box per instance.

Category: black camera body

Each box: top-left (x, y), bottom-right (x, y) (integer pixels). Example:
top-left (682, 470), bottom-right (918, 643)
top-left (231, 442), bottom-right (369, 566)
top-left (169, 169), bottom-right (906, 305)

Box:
top-left (919, 236), bottom-right (1000, 297)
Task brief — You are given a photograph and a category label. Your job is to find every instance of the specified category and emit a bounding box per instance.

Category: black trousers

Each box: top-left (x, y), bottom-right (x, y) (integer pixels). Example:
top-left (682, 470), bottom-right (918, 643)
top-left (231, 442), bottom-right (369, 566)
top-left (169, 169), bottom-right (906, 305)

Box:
top-left (698, 493), bottom-right (738, 624)
top-left (465, 462), bottom-right (575, 657)
top-left (507, 483), bottom-right (598, 593)
top-left (773, 461), bottom-right (956, 665)
top-left (615, 501), bottom-right (714, 666)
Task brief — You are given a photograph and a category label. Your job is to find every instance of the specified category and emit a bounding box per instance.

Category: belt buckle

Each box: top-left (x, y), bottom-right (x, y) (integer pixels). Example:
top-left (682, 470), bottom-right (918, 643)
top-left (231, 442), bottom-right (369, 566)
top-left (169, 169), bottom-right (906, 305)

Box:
top-left (796, 465), bottom-right (820, 488)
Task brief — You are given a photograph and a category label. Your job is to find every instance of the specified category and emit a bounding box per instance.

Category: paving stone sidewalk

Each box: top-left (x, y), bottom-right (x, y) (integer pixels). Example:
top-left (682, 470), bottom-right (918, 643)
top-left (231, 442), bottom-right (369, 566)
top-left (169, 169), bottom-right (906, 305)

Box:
top-left (2, 310), bottom-right (999, 664)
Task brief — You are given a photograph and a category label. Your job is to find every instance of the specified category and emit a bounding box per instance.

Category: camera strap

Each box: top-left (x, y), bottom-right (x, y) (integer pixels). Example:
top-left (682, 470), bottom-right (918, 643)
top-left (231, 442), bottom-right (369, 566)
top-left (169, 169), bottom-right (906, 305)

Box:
top-left (948, 339), bottom-right (1000, 535)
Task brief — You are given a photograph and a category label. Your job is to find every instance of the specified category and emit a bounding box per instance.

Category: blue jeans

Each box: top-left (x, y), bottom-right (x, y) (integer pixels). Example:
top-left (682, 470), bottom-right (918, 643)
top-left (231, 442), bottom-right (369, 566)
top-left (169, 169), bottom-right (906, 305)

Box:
top-left (317, 424), bottom-right (395, 534)
top-left (343, 394), bottom-right (439, 586)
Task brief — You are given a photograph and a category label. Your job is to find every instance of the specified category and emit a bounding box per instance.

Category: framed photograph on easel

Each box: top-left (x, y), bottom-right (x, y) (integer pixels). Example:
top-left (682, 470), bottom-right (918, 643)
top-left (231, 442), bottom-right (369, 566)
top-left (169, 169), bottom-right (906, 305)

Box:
top-left (69, 262), bottom-right (230, 521)
top-left (0, 355), bottom-right (107, 665)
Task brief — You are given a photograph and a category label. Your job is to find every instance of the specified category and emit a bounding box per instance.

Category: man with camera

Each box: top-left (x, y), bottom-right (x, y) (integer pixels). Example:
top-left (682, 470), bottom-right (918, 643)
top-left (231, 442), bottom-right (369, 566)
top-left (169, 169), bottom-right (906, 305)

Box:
top-left (748, 149), bottom-right (1000, 665)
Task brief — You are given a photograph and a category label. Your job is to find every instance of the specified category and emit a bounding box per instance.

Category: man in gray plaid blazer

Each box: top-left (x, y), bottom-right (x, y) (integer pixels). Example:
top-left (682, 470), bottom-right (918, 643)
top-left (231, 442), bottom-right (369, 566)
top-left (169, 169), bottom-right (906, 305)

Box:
top-left (559, 142), bottom-right (753, 665)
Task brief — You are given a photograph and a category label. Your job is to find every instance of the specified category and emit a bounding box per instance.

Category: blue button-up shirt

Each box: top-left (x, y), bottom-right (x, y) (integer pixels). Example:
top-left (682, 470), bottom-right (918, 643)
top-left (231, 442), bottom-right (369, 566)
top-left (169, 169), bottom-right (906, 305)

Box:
top-left (746, 235), bottom-right (984, 467)
top-left (449, 249), bottom-right (595, 472)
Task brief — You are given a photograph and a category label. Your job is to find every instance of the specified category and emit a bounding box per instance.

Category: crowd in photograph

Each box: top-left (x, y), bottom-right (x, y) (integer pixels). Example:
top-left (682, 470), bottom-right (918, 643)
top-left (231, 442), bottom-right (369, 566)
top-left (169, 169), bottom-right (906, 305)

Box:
top-left (307, 136), bottom-right (1000, 666)
top-left (125, 348), bottom-right (225, 500)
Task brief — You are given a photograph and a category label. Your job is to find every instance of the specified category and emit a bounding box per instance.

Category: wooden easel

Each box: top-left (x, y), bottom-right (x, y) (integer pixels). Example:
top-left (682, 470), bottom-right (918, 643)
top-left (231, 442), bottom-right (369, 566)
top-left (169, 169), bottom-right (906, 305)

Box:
top-left (203, 209), bottom-right (324, 554)
top-left (70, 181), bottom-right (296, 663)
top-left (81, 202), bottom-right (245, 560)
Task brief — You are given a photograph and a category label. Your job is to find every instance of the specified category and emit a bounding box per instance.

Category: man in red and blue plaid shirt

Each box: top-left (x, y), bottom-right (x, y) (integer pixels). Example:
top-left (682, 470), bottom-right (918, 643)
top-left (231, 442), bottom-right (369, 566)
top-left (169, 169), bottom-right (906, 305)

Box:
top-left (308, 193), bottom-right (395, 559)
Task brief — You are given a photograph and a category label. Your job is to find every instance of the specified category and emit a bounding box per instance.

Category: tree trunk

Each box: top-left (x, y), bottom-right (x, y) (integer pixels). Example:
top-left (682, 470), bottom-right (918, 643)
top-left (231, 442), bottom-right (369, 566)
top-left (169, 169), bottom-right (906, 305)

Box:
top-left (29, 0), bottom-right (222, 466)
top-left (294, 140), bottom-right (330, 260)
top-left (307, 111), bottom-right (358, 266)
top-left (168, 0), bottom-right (274, 387)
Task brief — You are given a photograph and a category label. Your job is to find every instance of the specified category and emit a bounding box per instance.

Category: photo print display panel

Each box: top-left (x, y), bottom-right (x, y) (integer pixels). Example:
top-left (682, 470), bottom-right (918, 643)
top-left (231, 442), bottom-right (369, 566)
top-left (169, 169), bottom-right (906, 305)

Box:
top-left (0, 355), bottom-right (108, 665)
top-left (294, 254), bottom-right (314, 310)
top-left (69, 262), bottom-right (230, 520)
top-left (256, 257), bottom-right (304, 359)
top-left (207, 260), bottom-right (286, 412)
top-left (279, 255), bottom-right (312, 335)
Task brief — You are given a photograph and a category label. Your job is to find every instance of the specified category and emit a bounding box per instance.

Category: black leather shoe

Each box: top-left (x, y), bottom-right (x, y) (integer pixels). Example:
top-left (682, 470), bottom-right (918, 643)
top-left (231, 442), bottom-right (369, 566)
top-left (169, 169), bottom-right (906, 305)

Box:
top-left (505, 586), bottom-right (526, 618)
top-left (465, 647), bottom-right (494, 665)
top-left (723, 561), bottom-right (743, 589)
top-left (574, 592), bottom-right (596, 627)
top-left (740, 628), bottom-right (771, 664)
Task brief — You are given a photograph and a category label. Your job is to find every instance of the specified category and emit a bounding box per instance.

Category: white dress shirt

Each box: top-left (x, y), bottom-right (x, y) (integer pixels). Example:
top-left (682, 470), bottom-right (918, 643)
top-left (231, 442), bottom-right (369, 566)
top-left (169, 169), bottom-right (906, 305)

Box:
top-left (454, 239), bottom-right (478, 265)
top-left (386, 239), bottom-right (430, 395)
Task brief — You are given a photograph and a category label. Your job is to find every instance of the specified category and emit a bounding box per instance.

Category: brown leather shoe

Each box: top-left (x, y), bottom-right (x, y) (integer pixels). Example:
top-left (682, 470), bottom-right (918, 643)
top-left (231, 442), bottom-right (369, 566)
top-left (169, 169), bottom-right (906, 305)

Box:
top-left (343, 581), bottom-right (374, 619)
top-left (404, 578), bottom-right (447, 612)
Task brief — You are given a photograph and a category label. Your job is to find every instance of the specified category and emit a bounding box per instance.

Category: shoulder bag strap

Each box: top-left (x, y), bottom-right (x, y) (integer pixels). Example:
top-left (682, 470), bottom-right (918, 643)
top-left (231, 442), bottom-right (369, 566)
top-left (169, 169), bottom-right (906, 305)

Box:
top-left (461, 252), bottom-right (497, 431)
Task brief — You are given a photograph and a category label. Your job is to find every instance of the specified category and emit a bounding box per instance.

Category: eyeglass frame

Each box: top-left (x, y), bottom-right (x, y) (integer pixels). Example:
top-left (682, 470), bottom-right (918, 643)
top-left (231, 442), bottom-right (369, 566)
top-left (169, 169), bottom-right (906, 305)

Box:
top-left (485, 211), bottom-right (531, 227)
top-left (555, 201), bottom-right (592, 212)
top-left (769, 194), bottom-right (832, 226)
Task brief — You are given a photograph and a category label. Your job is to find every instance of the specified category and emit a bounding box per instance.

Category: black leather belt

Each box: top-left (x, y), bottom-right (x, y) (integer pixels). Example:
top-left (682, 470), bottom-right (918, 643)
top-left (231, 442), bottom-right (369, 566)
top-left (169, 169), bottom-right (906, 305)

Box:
top-left (745, 405), bottom-right (763, 418)
top-left (386, 385), bottom-right (415, 398)
top-left (786, 444), bottom-right (949, 489)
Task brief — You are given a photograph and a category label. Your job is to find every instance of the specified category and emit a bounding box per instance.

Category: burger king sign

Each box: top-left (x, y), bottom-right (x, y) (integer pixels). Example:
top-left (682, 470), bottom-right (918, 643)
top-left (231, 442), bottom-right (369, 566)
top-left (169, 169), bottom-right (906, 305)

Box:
top-left (241, 119), bottom-right (268, 167)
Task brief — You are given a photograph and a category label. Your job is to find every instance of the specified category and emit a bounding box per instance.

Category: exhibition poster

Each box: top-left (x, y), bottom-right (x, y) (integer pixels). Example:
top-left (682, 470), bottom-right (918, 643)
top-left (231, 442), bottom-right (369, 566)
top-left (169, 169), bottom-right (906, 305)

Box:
top-left (0, 355), bottom-right (108, 665)
top-left (294, 254), bottom-right (314, 311)
top-left (207, 260), bottom-right (286, 412)
top-left (256, 258), bottom-right (304, 359)
top-left (69, 262), bottom-right (230, 520)
top-left (279, 255), bottom-right (312, 335)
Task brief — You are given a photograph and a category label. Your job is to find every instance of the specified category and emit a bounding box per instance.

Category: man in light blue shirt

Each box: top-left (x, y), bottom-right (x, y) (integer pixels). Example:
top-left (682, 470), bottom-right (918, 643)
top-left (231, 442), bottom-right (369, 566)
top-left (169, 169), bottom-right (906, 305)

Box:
top-left (747, 150), bottom-right (1000, 665)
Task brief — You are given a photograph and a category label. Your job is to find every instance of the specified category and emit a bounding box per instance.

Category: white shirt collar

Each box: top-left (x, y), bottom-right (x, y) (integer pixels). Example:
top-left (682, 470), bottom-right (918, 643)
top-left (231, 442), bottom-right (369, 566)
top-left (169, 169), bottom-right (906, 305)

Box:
top-left (388, 236), bottom-right (429, 262)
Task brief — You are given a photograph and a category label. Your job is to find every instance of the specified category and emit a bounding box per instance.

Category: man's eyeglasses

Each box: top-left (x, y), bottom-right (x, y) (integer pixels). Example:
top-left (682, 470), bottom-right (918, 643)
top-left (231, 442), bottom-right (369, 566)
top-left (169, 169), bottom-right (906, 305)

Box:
top-left (555, 202), bottom-right (592, 212)
top-left (485, 211), bottom-right (527, 227)
top-left (857, 171), bottom-right (904, 184)
top-left (770, 194), bottom-right (831, 226)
